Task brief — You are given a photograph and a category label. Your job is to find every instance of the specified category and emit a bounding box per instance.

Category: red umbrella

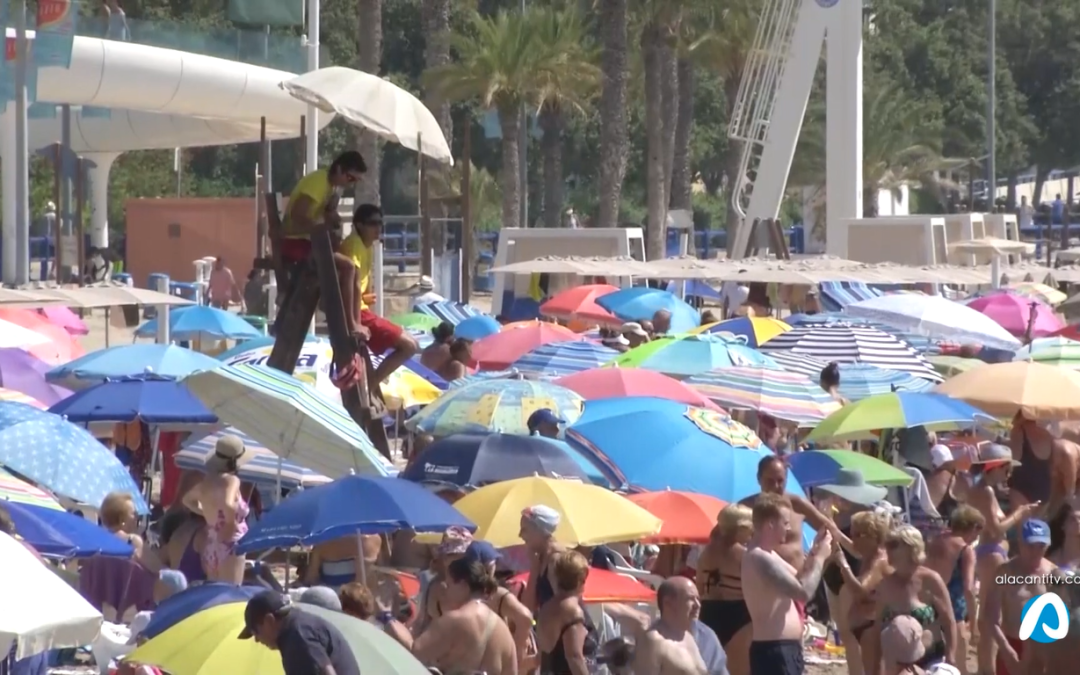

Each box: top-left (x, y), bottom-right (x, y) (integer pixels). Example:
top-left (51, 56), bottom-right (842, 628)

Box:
top-left (626, 490), bottom-right (727, 544)
top-left (540, 284), bottom-right (620, 324)
top-left (554, 367), bottom-right (726, 413)
top-left (471, 324), bottom-right (582, 370)
top-left (510, 567), bottom-right (656, 604)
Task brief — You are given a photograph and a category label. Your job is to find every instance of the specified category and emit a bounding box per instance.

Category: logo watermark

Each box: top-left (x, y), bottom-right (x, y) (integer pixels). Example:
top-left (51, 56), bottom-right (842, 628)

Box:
top-left (996, 574), bottom-right (1080, 586)
top-left (1019, 593), bottom-right (1070, 643)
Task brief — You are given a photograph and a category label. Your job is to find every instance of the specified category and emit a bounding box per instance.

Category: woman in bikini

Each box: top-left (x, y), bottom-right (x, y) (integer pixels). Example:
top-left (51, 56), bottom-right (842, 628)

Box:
top-left (927, 505), bottom-right (983, 675)
top-left (536, 550), bottom-right (597, 675)
top-left (181, 435), bottom-right (252, 584)
top-left (830, 510), bottom-right (891, 675)
top-left (303, 534), bottom-right (384, 589)
top-left (696, 504), bottom-right (753, 675)
top-left (967, 444), bottom-right (1041, 674)
top-left (873, 526), bottom-right (956, 672)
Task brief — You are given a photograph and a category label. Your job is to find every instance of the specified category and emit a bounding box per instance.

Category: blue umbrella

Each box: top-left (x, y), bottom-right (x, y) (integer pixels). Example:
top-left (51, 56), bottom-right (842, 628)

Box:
top-left (3, 501), bottom-right (134, 558)
top-left (829, 363), bottom-right (935, 401)
top-left (454, 315), bottom-right (501, 341)
top-left (596, 287), bottom-right (701, 333)
top-left (142, 583), bottom-right (264, 640)
top-left (236, 475), bottom-right (476, 552)
top-left (47, 377), bottom-right (217, 424)
top-left (512, 342), bottom-right (618, 377)
top-left (399, 433), bottom-right (609, 488)
top-left (0, 402), bottom-right (149, 513)
top-left (134, 306), bottom-right (263, 341)
top-left (47, 344), bottom-right (222, 390)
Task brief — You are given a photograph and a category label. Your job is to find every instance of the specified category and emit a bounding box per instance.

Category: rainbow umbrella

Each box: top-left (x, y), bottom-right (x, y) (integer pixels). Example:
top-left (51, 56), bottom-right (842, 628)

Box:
top-left (689, 317), bottom-right (791, 347)
top-left (607, 334), bottom-right (778, 378)
top-left (0, 468), bottom-right (61, 511)
top-left (405, 379), bottom-right (585, 437)
top-left (687, 367), bottom-right (841, 425)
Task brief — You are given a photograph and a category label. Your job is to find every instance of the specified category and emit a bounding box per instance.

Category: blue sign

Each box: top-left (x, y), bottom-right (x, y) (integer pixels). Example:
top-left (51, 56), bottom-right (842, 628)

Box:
top-left (33, 0), bottom-right (78, 69)
top-left (1020, 593), bottom-right (1070, 643)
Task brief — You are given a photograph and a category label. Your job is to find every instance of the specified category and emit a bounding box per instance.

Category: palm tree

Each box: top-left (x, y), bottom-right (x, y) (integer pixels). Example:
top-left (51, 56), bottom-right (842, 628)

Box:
top-left (355, 0), bottom-right (383, 206)
top-left (595, 0), bottom-right (630, 230)
top-left (429, 160), bottom-right (503, 230)
top-left (422, 0), bottom-right (454, 251)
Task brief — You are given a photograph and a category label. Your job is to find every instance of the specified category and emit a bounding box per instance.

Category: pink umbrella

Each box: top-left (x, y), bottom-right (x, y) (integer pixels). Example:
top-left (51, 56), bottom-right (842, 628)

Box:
top-left (554, 367), bottom-right (727, 413)
top-left (37, 307), bottom-right (88, 336)
top-left (967, 292), bottom-right (1063, 339)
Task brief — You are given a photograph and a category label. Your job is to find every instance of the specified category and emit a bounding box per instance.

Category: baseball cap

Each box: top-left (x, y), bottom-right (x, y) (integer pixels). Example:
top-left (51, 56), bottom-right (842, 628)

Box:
top-left (930, 444), bottom-right (954, 470)
top-left (238, 591), bottom-right (292, 639)
top-left (527, 409), bottom-right (565, 431)
top-left (1022, 519), bottom-right (1051, 545)
top-left (464, 540), bottom-right (501, 565)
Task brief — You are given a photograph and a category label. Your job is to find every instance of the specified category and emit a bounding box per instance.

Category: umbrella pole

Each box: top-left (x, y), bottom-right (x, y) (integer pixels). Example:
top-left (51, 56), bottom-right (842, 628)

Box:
top-left (356, 531), bottom-right (368, 586)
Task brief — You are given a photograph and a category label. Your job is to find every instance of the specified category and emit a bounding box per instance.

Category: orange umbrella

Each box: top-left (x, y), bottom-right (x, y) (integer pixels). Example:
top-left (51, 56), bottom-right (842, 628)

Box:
top-left (540, 284), bottom-right (620, 324)
top-left (511, 567), bottom-right (656, 604)
top-left (626, 490), bottom-right (727, 544)
top-left (0, 308), bottom-right (84, 364)
top-left (471, 324), bottom-right (582, 370)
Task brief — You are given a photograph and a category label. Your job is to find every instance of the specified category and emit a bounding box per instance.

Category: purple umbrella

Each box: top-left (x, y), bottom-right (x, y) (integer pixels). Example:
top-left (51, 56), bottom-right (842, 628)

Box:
top-left (0, 348), bottom-right (72, 405)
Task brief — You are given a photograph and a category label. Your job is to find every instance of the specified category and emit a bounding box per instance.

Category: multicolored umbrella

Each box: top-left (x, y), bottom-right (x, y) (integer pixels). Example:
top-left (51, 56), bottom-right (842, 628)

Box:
top-left (608, 334), bottom-right (778, 378)
top-left (175, 429), bottom-right (331, 489)
top-left (806, 392), bottom-right (993, 442)
top-left (761, 324), bottom-right (942, 382)
top-left (0, 467), bottom-right (61, 511)
top-left (1009, 282), bottom-right (1066, 306)
top-left (1013, 337), bottom-right (1080, 369)
top-left (470, 324), bottom-right (582, 370)
top-left (512, 341), bottom-right (618, 377)
top-left (540, 284), bottom-right (620, 323)
top-left (414, 300), bottom-right (484, 326)
top-left (933, 360), bottom-right (1080, 420)
top-left (786, 450), bottom-right (914, 488)
top-left (0, 308), bottom-right (83, 365)
top-left (595, 287), bottom-right (701, 333)
top-left (390, 312), bottom-right (442, 331)
top-left (553, 367), bottom-right (725, 411)
top-left (843, 294), bottom-right (1020, 351)
top-left (405, 379), bottom-right (585, 437)
top-left (965, 292), bottom-right (1063, 338)
top-left (626, 490), bottom-right (728, 544)
top-left (687, 367), bottom-right (841, 425)
top-left (689, 317), bottom-right (792, 347)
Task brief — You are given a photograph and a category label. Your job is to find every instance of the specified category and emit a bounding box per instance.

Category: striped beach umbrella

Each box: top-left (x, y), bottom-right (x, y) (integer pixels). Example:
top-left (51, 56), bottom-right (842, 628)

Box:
top-left (512, 342), bottom-right (619, 377)
top-left (761, 324), bottom-right (942, 382)
top-left (687, 367), bottom-right (841, 426)
top-left (175, 429), bottom-right (331, 489)
top-left (1013, 337), bottom-right (1080, 369)
top-left (414, 300), bottom-right (485, 326)
top-left (762, 353), bottom-right (932, 399)
top-left (0, 467), bottom-right (61, 510)
top-left (406, 379), bottom-right (584, 437)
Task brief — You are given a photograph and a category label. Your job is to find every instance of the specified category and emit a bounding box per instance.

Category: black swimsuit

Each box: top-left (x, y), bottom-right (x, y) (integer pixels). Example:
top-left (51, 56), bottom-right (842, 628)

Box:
top-left (698, 567), bottom-right (752, 647)
top-left (1009, 430), bottom-right (1051, 503)
top-left (540, 617), bottom-right (598, 675)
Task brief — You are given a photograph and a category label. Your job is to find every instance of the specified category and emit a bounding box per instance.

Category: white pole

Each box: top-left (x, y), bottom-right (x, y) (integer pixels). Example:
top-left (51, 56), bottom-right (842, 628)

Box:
top-left (305, 0), bottom-right (319, 171)
top-left (2, 107), bottom-right (17, 284)
top-left (14, 0), bottom-right (30, 285)
top-left (155, 275), bottom-right (171, 344)
top-left (374, 241), bottom-right (385, 317)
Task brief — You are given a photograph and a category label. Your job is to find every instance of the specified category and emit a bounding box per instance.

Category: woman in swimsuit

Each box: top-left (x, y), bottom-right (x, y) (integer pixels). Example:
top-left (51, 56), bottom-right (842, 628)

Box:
top-left (696, 504), bottom-right (753, 675)
top-left (536, 550), bottom-right (597, 675)
top-left (831, 511), bottom-right (891, 675)
top-left (417, 527), bottom-right (473, 634)
top-left (181, 435), bottom-right (252, 584)
top-left (156, 509), bottom-right (207, 584)
top-left (874, 526), bottom-right (957, 671)
top-left (466, 540), bottom-right (537, 672)
top-left (927, 505), bottom-right (983, 675)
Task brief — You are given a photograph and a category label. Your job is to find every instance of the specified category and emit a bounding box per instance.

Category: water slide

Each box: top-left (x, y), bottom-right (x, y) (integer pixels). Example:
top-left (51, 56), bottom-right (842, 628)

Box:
top-left (1, 29), bottom-right (335, 253)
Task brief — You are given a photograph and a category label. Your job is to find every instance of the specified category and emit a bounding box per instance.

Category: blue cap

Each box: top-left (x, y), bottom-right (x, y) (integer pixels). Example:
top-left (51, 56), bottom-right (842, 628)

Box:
top-left (1022, 519), bottom-right (1051, 545)
top-left (527, 409), bottom-right (565, 431)
top-left (464, 540), bottom-right (501, 565)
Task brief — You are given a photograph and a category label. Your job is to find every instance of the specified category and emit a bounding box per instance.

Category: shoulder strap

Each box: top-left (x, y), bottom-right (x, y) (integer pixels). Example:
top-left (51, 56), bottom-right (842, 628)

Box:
top-left (473, 608), bottom-right (499, 670)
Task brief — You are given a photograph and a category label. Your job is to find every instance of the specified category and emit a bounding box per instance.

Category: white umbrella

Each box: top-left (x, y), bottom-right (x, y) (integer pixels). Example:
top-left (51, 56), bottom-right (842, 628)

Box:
top-left (843, 294), bottom-right (1021, 351)
top-left (281, 66), bottom-right (453, 165)
top-left (0, 532), bottom-right (102, 659)
top-left (0, 318), bottom-right (50, 349)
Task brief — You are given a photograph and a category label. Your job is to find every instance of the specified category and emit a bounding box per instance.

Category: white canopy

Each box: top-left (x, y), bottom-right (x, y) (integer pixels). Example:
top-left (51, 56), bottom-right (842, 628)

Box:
top-left (0, 532), bottom-right (102, 660)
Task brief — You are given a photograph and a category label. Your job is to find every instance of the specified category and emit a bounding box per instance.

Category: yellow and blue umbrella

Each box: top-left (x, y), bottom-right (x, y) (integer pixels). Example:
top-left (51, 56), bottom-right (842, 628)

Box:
top-left (690, 317), bottom-right (792, 347)
top-left (405, 379), bottom-right (584, 437)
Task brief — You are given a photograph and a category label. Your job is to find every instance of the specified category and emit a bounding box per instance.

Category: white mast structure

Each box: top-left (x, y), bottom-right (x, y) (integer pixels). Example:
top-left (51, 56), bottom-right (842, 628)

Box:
top-left (727, 0), bottom-right (862, 259)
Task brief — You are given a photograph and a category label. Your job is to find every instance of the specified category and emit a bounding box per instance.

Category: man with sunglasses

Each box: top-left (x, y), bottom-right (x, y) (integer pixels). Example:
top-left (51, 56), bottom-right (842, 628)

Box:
top-left (280, 151), bottom-right (368, 337)
top-left (339, 203), bottom-right (419, 383)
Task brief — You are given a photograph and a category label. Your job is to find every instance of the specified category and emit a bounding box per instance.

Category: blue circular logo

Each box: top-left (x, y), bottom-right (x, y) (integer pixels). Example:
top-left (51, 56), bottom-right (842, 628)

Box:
top-left (1020, 593), bottom-right (1070, 644)
top-left (816, 0), bottom-right (840, 7)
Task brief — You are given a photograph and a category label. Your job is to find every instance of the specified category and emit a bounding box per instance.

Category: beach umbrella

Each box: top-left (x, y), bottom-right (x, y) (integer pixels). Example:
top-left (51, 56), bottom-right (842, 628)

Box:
top-left (135, 306), bottom-right (262, 341)
top-left (806, 392), bottom-right (994, 442)
top-left (454, 314), bottom-right (502, 341)
top-left (783, 313), bottom-right (936, 355)
top-left (0, 317), bottom-right (49, 352)
top-left (141, 584), bottom-right (264, 641)
top-left (38, 306), bottom-right (88, 336)
top-left (689, 317), bottom-right (792, 347)
top-left (965, 292), bottom-right (1063, 338)
top-left (554, 367), bottom-right (725, 412)
top-left (175, 429), bottom-right (331, 490)
top-left (390, 312), bottom-right (442, 331)
top-left (825, 363), bottom-right (935, 400)
top-left (761, 324), bottom-right (942, 382)
top-left (0, 308), bottom-right (84, 364)
top-left (181, 364), bottom-right (394, 479)
top-left (928, 355), bottom-right (986, 378)
top-left (413, 300), bottom-right (484, 326)
top-left (0, 402), bottom-right (149, 513)
top-left (0, 387), bottom-right (46, 409)
top-left (786, 450), bottom-right (914, 488)
top-left (844, 294), bottom-right (1021, 351)
top-left (130, 602), bottom-right (427, 675)
top-left (1008, 282), bottom-right (1066, 306)
top-left (406, 378), bottom-right (584, 437)
top-left (471, 324), bottom-right (582, 370)
top-left (236, 475), bottom-right (475, 552)
top-left (687, 367), bottom-right (841, 425)
top-left (0, 532), bottom-right (102, 660)
top-left (512, 341), bottom-right (618, 377)
top-left (47, 377), bottom-right (217, 425)
top-left (761, 350), bottom-right (830, 378)
top-left (540, 284), bottom-right (621, 324)
top-left (1015, 337), bottom-right (1080, 369)
top-left (3, 501), bottom-right (134, 558)
top-left (0, 467), bottom-right (62, 510)
top-left (934, 360), bottom-right (1080, 420)
top-left (0, 348), bottom-right (71, 405)
top-left (47, 344), bottom-right (222, 390)
top-left (509, 568), bottom-right (655, 604)
top-left (447, 369), bottom-right (528, 389)
top-left (608, 334), bottom-right (778, 378)
top-left (448, 475), bottom-right (661, 547)
top-left (595, 287), bottom-right (700, 333)
top-left (625, 490), bottom-right (728, 544)
top-left (399, 432), bottom-right (607, 488)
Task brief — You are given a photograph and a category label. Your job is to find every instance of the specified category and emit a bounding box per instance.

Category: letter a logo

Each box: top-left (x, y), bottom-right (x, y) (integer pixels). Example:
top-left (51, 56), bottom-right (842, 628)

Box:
top-left (1019, 593), bottom-right (1070, 643)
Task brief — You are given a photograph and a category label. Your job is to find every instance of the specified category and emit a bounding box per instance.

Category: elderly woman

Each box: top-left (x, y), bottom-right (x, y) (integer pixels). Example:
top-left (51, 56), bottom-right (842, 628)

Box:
top-left (417, 526), bottom-right (473, 632)
top-left (100, 492), bottom-right (158, 572)
top-left (831, 511), bottom-right (892, 675)
top-left (873, 526), bottom-right (956, 671)
top-left (536, 550), bottom-right (598, 675)
top-left (696, 503), bottom-right (753, 675)
top-left (181, 435), bottom-right (252, 584)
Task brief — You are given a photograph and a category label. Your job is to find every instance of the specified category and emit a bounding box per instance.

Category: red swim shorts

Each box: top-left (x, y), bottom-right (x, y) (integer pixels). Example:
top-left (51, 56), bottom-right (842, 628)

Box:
top-left (280, 237), bottom-right (312, 263)
top-left (360, 309), bottom-right (403, 356)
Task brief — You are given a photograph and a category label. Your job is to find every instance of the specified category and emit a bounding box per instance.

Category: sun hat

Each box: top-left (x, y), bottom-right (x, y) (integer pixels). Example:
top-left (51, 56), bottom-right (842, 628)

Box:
top-left (880, 614), bottom-right (926, 665)
top-left (204, 434), bottom-right (253, 474)
top-left (816, 468), bottom-right (888, 506)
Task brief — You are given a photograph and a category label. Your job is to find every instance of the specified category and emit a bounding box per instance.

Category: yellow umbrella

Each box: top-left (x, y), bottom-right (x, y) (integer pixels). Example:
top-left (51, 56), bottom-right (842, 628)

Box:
top-left (934, 360), bottom-right (1080, 420)
top-left (436, 475), bottom-right (662, 547)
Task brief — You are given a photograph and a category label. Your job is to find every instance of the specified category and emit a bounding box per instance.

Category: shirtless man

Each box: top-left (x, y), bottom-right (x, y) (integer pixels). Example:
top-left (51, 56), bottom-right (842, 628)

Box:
top-left (1008, 415), bottom-right (1079, 518)
top-left (382, 557), bottom-right (517, 674)
top-left (742, 493), bottom-right (832, 675)
top-left (652, 309), bottom-right (673, 336)
top-left (980, 519), bottom-right (1058, 675)
top-left (633, 577), bottom-right (711, 674)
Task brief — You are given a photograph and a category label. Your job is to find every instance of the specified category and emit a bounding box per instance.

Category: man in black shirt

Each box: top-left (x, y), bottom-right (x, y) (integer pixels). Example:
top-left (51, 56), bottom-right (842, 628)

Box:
top-left (238, 590), bottom-right (361, 675)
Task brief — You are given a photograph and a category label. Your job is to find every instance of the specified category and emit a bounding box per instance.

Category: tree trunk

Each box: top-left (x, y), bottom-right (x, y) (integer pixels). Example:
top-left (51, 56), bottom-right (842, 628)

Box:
top-left (596, 0), bottom-right (629, 229)
top-left (670, 59), bottom-right (695, 211)
top-left (539, 104), bottom-right (564, 229)
top-left (723, 78), bottom-right (744, 255)
top-left (422, 0), bottom-right (453, 252)
top-left (354, 0), bottom-right (383, 206)
top-left (660, 28), bottom-right (679, 211)
top-left (498, 106), bottom-right (522, 230)
top-left (642, 21), bottom-right (666, 261)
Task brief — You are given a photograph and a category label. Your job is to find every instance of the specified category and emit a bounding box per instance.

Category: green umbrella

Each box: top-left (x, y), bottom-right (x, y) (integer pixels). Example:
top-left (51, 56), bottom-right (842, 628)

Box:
top-left (806, 391), bottom-right (992, 442)
top-left (1014, 337), bottom-right (1080, 369)
top-left (787, 449), bottom-right (914, 487)
top-left (391, 312), bottom-right (443, 331)
top-left (300, 605), bottom-right (429, 675)
top-left (929, 355), bottom-right (985, 378)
